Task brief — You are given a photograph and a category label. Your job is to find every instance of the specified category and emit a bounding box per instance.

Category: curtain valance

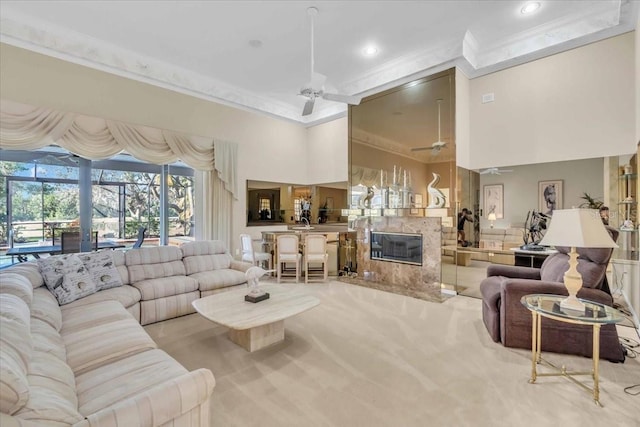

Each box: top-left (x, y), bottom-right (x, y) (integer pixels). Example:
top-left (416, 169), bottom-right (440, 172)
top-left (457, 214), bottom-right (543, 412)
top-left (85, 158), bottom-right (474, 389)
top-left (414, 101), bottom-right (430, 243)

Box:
top-left (0, 101), bottom-right (215, 171)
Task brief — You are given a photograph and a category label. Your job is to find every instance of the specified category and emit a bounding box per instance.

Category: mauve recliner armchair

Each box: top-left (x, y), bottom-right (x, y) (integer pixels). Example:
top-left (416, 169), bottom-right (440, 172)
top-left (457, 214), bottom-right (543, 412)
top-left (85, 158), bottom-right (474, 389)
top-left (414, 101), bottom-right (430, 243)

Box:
top-left (479, 228), bottom-right (624, 362)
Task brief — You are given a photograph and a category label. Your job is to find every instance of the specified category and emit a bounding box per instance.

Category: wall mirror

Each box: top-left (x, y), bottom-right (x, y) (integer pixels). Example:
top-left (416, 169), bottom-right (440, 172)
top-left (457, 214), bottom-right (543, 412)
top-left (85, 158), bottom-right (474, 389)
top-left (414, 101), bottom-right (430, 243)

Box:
top-left (348, 68), bottom-right (456, 286)
top-left (348, 69), bottom-right (456, 222)
top-left (246, 180), bottom-right (348, 227)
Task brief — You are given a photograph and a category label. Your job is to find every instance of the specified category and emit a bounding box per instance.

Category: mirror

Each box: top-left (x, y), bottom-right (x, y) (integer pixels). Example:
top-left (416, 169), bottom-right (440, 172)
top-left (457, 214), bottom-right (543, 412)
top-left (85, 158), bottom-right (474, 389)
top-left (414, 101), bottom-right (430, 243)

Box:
top-left (246, 180), bottom-right (348, 226)
top-left (348, 68), bottom-right (456, 218)
top-left (348, 68), bottom-right (456, 287)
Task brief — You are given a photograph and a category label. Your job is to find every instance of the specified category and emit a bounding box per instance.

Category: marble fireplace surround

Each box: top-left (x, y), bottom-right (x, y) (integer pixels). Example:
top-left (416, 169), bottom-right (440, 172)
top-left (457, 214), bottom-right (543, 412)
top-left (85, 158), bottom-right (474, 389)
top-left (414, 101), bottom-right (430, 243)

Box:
top-left (350, 216), bottom-right (443, 303)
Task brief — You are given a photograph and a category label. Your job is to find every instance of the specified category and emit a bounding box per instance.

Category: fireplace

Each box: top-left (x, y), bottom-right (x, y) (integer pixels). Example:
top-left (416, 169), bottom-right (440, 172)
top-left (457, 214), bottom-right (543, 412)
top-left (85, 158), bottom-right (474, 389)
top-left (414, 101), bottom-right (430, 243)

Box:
top-left (370, 231), bottom-right (422, 266)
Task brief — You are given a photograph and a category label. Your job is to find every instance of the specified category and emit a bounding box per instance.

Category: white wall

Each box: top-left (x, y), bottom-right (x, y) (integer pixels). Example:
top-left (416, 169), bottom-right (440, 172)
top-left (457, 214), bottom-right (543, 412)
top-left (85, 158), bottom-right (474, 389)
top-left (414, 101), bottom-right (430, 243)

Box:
top-left (468, 32), bottom-right (635, 170)
top-left (479, 158), bottom-right (604, 229)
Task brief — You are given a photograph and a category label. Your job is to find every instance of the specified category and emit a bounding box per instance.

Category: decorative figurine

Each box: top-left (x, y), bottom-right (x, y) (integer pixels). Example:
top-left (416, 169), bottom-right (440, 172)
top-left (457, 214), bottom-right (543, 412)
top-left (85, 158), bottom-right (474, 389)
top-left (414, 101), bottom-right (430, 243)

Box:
top-left (244, 266), bottom-right (272, 303)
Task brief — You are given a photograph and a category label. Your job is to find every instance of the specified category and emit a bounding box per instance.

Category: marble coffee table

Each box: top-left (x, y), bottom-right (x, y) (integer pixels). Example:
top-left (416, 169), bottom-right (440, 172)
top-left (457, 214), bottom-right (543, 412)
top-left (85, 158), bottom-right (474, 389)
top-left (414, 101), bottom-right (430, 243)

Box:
top-left (192, 284), bottom-right (320, 352)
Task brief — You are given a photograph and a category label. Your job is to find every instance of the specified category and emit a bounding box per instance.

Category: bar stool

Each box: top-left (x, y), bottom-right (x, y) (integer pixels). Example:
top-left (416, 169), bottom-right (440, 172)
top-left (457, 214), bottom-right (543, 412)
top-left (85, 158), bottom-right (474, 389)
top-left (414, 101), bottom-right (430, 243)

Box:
top-left (276, 234), bottom-right (301, 283)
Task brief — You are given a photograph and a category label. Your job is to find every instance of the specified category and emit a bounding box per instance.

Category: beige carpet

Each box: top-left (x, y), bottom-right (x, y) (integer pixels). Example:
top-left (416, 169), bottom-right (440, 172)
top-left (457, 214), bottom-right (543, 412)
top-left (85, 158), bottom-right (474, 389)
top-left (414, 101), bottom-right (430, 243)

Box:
top-left (145, 281), bottom-right (640, 427)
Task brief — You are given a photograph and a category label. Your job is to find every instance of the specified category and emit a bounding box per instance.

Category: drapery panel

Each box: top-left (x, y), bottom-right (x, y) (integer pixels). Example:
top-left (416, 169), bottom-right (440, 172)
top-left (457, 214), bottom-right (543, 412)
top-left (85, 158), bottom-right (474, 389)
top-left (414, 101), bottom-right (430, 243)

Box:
top-left (1, 100), bottom-right (239, 247)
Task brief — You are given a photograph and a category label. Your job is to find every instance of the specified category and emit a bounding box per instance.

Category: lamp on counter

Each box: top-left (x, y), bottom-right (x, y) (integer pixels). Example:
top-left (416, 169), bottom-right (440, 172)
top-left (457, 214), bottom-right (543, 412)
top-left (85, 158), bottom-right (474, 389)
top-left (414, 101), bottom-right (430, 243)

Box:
top-left (487, 212), bottom-right (497, 229)
top-left (539, 208), bottom-right (618, 311)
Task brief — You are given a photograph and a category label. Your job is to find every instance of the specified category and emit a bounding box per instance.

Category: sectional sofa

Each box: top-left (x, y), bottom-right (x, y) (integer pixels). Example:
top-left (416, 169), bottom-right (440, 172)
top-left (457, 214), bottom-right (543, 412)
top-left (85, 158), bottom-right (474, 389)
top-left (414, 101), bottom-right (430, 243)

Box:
top-left (0, 240), bottom-right (251, 426)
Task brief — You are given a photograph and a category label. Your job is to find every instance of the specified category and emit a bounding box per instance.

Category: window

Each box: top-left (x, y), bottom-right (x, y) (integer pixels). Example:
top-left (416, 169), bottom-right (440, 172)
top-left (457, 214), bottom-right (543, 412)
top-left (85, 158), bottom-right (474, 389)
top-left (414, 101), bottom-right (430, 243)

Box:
top-left (1, 147), bottom-right (195, 265)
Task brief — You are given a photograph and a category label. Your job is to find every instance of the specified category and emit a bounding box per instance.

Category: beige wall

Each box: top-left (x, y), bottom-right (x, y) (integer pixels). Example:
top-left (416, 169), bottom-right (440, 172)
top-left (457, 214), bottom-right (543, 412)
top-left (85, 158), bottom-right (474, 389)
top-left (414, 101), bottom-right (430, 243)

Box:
top-left (306, 117), bottom-right (348, 185)
top-left (455, 68), bottom-right (471, 169)
top-left (636, 27), bottom-right (640, 144)
top-left (468, 32), bottom-right (635, 170)
top-left (479, 158), bottom-right (604, 229)
top-left (0, 43), bottom-right (313, 252)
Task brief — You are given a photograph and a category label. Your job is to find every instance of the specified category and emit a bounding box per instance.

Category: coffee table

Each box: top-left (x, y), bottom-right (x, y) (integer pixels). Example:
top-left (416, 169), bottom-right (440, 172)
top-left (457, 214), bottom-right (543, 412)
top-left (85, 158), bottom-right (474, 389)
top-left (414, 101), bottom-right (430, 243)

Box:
top-left (192, 284), bottom-right (320, 352)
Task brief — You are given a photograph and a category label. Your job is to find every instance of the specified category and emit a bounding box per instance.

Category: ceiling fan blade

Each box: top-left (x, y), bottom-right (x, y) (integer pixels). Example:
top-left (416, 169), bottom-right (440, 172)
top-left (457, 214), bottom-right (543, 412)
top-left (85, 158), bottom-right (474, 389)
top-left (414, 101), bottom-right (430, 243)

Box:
top-left (410, 146), bottom-right (432, 152)
top-left (322, 92), bottom-right (362, 105)
top-left (302, 98), bottom-right (315, 116)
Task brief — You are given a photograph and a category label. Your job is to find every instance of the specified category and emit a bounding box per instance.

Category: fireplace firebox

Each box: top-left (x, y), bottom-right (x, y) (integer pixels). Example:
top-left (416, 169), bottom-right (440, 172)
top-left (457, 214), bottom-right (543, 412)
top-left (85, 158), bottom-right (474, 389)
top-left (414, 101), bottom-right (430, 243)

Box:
top-left (370, 231), bottom-right (422, 266)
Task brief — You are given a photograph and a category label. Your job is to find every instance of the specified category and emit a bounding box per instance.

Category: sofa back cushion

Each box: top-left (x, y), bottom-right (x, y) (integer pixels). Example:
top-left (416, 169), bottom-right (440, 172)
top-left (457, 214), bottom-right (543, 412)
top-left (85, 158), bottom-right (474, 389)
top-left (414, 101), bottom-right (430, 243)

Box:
top-left (0, 262), bottom-right (43, 289)
top-left (111, 250), bottom-right (129, 285)
top-left (0, 273), bottom-right (33, 307)
top-left (180, 241), bottom-right (231, 275)
top-left (126, 246), bottom-right (185, 283)
top-left (0, 294), bottom-right (32, 414)
top-left (31, 288), bottom-right (63, 332)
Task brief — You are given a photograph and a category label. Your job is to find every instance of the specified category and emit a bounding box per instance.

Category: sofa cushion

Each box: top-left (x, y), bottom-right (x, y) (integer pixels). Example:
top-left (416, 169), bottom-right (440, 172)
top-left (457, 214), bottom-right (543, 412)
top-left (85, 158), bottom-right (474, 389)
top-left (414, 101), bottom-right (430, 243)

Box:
top-left (31, 318), bottom-right (66, 362)
top-left (0, 273), bottom-right (33, 306)
top-left (109, 249), bottom-right (129, 285)
top-left (128, 260), bottom-right (186, 284)
top-left (0, 295), bottom-right (32, 415)
top-left (14, 382), bottom-right (83, 426)
top-left (191, 269), bottom-right (247, 292)
top-left (77, 250), bottom-right (124, 291)
top-left (75, 349), bottom-right (188, 416)
top-left (38, 254), bottom-right (98, 305)
top-left (181, 240), bottom-right (233, 275)
top-left (63, 317), bottom-right (157, 375)
top-left (31, 288), bottom-right (62, 332)
top-left (28, 351), bottom-right (77, 411)
top-left (180, 240), bottom-right (227, 257)
top-left (126, 246), bottom-right (185, 283)
top-left (61, 284), bottom-right (141, 311)
top-left (132, 276), bottom-right (199, 300)
top-left (61, 300), bottom-right (133, 335)
top-left (0, 262), bottom-right (44, 289)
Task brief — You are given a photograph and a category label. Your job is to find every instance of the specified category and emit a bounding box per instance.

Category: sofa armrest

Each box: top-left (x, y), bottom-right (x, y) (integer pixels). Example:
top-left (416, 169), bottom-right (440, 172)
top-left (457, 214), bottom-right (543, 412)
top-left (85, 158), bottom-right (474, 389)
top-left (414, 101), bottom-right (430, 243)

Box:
top-left (486, 264), bottom-right (541, 280)
top-left (230, 260), bottom-right (253, 273)
top-left (79, 368), bottom-right (215, 427)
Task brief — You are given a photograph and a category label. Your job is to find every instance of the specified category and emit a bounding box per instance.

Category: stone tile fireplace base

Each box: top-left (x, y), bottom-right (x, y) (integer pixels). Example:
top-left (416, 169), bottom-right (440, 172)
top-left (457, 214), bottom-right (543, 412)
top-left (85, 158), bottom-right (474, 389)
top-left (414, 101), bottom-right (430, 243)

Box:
top-left (346, 216), bottom-right (443, 303)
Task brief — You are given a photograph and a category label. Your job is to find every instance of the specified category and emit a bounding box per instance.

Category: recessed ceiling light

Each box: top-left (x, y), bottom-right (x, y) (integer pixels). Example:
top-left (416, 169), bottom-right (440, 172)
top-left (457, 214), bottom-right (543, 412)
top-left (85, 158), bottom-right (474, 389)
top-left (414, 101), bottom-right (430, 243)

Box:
top-left (248, 39), bottom-right (263, 48)
top-left (521, 2), bottom-right (541, 14)
top-left (363, 46), bottom-right (378, 57)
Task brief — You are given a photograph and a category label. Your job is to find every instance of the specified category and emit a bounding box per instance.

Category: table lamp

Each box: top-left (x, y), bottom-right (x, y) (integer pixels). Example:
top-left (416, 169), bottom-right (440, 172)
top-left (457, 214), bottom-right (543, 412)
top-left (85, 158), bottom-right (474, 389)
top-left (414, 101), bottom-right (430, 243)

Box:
top-left (539, 208), bottom-right (618, 311)
top-left (487, 212), bottom-right (497, 228)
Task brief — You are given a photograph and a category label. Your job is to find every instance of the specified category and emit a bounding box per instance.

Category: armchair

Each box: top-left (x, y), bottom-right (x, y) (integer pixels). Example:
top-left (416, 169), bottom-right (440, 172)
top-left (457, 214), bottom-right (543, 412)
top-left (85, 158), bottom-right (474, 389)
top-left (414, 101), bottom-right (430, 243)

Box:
top-left (479, 229), bottom-right (625, 362)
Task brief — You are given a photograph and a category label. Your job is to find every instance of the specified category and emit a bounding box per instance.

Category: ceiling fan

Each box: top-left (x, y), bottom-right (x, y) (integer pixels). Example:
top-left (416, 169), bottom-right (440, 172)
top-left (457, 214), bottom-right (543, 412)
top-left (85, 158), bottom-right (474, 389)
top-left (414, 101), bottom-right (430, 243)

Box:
top-left (480, 167), bottom-right (514, 175)
top-left (299, 7), bottom-right (362, 116)
top-left (411, 99), bottom-right (448, 154)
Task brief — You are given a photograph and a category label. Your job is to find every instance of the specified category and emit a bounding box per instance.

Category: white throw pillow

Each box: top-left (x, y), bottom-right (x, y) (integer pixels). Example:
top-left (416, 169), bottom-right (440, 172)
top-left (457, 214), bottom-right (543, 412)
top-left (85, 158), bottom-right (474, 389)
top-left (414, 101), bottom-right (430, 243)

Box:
top-left (37, 254), bottom-right (97, 305)
top-left (77, 251), bottom-right (123, 290)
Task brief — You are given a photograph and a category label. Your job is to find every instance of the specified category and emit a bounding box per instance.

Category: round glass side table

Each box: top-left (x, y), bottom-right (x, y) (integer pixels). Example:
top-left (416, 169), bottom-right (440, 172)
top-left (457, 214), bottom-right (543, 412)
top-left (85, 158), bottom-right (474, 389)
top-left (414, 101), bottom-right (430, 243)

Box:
top-left (521, 294), bottom-right (625, 406)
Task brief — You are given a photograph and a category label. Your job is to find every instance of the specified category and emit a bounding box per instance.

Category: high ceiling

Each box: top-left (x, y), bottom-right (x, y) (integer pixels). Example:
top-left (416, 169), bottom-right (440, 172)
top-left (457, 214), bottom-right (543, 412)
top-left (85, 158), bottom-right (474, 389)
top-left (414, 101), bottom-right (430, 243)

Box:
top-left (0, 1), bottom-right (637, 126)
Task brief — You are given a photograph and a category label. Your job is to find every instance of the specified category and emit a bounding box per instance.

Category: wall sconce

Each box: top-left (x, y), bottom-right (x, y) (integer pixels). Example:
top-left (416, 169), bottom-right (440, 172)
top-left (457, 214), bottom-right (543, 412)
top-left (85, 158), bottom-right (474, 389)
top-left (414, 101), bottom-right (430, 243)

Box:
top-left (487, 213), bottom-right (497, 228)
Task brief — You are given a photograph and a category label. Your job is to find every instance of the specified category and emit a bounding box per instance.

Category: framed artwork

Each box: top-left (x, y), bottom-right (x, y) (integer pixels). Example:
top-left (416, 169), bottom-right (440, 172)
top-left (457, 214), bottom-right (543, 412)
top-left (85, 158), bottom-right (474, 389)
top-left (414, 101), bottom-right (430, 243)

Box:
top-left (483, 184), bottom-right (504, 219)
top-left (538, 180), bottom-right (563, 215)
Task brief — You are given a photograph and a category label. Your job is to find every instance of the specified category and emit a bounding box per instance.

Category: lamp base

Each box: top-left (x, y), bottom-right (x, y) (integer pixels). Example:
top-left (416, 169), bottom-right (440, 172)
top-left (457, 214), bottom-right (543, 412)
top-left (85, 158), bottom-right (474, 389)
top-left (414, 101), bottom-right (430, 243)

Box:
top-left (559, 295), bottom-right (585, 312)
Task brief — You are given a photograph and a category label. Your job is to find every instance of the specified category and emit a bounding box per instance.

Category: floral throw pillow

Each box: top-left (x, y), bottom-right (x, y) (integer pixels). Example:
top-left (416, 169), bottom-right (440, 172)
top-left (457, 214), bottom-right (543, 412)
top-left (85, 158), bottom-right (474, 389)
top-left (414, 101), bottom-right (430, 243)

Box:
top-left (77, 251), bottom-right (123, 290)
top-left (38, 254), bottom-right (97, 305)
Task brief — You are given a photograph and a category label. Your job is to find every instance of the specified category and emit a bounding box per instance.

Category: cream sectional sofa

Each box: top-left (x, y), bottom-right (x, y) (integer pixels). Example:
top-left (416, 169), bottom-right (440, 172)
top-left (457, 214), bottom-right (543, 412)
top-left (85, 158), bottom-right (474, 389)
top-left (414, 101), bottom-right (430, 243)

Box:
top-left (0, 240), bottom-right (251, 426)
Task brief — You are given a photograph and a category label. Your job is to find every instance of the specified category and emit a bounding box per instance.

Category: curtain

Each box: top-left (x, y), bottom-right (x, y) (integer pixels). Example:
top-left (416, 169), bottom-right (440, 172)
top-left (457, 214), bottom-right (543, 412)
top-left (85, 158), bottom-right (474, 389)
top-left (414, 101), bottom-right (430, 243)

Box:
top-left (0, 101), bottom-right (215, 170)
top-left (1, 100), bottom-right (240, 247)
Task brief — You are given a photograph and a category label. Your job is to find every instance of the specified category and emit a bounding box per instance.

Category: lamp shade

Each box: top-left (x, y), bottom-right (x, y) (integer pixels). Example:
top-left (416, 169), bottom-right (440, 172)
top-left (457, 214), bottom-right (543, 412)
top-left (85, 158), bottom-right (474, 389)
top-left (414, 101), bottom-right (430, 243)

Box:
top-left (487, 213), bottom-right (497, 221)
top-left (539, 208), bottom-right (618, 248)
